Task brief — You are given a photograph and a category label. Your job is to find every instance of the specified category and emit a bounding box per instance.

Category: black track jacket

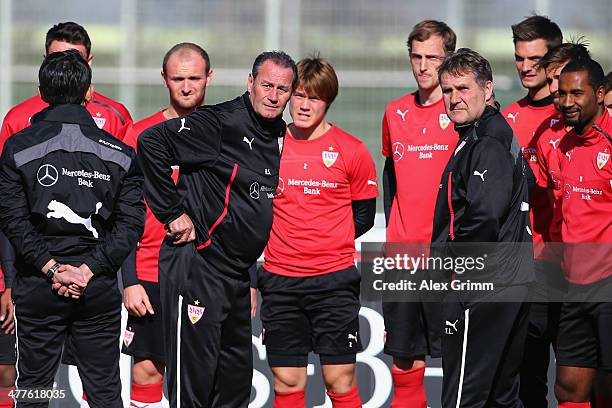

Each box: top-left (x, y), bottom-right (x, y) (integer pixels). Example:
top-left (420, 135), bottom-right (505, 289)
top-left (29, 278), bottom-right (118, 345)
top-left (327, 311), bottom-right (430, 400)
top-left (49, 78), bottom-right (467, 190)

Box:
top-left (0, 104), bottom-right (144, 277)
top-left (138, 93), bottom-right (285, 274)
top-left (431, 105), bottom-right (534, 285)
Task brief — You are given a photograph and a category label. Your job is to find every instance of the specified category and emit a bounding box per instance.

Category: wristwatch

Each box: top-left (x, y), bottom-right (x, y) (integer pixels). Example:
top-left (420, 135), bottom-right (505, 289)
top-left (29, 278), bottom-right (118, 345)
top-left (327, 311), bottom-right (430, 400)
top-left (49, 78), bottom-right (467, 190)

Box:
top-left (46, 263), bottom-right (61, 282)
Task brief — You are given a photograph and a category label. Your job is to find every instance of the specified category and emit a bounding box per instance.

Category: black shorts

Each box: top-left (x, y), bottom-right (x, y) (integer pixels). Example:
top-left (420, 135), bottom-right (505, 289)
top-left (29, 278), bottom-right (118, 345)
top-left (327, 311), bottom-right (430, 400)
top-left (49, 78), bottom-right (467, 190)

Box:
top-left (557, 300), bottom-right (612, 370)
top-left (259, 266), bottom-right (362, 367)
top-left (382, 301), bottom-right (442, 359)
top-left (0, 329), bottom-right (15, 365)
top-left (121, 280), bottom-right (165, 363)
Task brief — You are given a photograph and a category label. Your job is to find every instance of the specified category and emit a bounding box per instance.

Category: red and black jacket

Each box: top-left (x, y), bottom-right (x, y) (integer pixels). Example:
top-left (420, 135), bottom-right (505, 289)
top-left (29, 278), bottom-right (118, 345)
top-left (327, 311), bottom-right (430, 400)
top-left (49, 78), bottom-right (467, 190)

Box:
top-left (138, 93), bottom-right (285, 276)
top-left (431, 105), bottom-right (535, 285)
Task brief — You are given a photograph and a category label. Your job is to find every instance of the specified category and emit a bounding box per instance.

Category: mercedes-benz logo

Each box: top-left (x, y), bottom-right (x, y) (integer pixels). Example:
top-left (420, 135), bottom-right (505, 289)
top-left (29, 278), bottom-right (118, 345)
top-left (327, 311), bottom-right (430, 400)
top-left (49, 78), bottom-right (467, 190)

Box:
top-left (563, 183), bottom-right (572, 200)
top-left (275, 177), bottom-right (285, 197)
top-left (392, 142), bottom-right (405, 162)
top-left (250, 182), bottom-right (260, 199)
top-left (37, 164), bottom-right (59, 187)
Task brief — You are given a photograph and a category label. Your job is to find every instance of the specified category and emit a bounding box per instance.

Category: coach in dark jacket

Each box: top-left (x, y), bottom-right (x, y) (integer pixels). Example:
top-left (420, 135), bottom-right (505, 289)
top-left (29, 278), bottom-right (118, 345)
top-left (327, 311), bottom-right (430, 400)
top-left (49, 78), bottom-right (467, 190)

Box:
top-left (138, 51), bottom-right (296, 408)
top-left (431, 48), bottom-right (533, 408)
top-left (0, 50), bottom-right (144, 408)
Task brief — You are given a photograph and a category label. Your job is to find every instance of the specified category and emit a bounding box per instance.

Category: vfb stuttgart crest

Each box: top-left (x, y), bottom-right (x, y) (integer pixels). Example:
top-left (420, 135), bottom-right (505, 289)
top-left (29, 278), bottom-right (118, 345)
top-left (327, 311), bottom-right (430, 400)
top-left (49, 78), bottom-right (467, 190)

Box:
top-left (93, 113), bottom-right (106, 129)
top-left (188, 302), bottom-right (205, 324)
top-left (439, 114), bottom-right (451, 130)
top-left (123, 328), bottom-right (135, 347)
top-left (597, 151), bottom-right (609, 169)
top-left (322, 147), bottom-right (339, 168)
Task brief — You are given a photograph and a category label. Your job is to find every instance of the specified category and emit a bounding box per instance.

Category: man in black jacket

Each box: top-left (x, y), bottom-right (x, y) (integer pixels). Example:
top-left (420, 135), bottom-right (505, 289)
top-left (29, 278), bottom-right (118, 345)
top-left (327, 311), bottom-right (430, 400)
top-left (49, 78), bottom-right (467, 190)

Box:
top-left (0, 50), bottom-right (144, 408)
top-left (432, 48), bottom-right (534, 408)
top-left (138, 51), bottom-right (296, 408)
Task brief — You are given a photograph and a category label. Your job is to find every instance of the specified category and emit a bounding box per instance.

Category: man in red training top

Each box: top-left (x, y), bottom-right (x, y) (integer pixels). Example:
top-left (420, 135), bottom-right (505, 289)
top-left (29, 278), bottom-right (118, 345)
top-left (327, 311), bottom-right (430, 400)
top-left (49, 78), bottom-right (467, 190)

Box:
top-left (503, 15), bottom-right (565, 407)
top-left (554, 58), bottom-right (612, 408)
top-left (120, 42), bottom-right (212, 408)
top-left (0, 21), bottom-right (132, 145)
top-left (533, 43), bottom-right (590, 261)
top-left (258, 56), bottom-right (377, 408)
top-left (605, 72), bottom-right (612, 116)
top-left (0, 22), bottom-right (133, 407)
top-left (381, 19), bottom-right (457, 408)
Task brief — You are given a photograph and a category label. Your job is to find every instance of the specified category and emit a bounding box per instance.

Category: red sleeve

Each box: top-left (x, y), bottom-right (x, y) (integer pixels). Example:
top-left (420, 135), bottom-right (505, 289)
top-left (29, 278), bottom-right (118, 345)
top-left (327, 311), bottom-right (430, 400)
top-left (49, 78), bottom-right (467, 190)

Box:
top-left (535, 134), bottom-right (551, 189)
top-left (381, 112), bottom-right (391, 158)
top-left (0, 114), bottom-right (24, 155)
top-left (116, 103), bottom-right (133, 124)
top-left (116, 120), bottom-right (133, 141)
top-left (0, 121), bottom-right (11, 155)
top-left (0, 266), bottom-right (4, 292)
top-left (349, 142), bottom-right (379, 200)
top-left (122, 123), bottom-right (139, 150)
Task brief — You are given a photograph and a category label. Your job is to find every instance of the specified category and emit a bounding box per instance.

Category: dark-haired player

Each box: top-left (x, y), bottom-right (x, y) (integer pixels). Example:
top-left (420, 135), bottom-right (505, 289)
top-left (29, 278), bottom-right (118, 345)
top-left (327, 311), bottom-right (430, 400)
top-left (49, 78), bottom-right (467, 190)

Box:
top-left (0, 50), bottom-right (144, 408)
top-left (0, 21), bottom-right (132, 144)
top-left (503, 15), bottom-right (566, 407)
top-left (554, 58), bottom-right (612, 408)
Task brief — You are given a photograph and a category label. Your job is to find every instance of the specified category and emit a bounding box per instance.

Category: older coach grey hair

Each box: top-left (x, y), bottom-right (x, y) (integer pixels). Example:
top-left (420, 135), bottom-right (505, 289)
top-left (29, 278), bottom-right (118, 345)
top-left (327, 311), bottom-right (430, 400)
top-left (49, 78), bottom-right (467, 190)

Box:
top-left (438, 48), bottom-right (493, 89)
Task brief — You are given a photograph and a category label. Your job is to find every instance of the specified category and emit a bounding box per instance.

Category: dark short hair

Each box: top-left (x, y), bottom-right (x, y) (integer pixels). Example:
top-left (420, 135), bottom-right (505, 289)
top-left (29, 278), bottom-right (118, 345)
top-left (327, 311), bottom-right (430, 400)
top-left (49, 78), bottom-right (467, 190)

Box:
top-left (45, 22), bottom-right (91, 57)
top-left (512, 15), bottom-right (562, 49)
top-left (561, 58), bottom-right (605, 92)
top-left (438, 48), bottom-right (493, 88)
top-left (295, 56), bottom-right (339, 107)
top-left (407, 20), bottom-right (456, 54)
top-left (538, 42), bottom-right (590, 71)
top-left (251, 51), bottom-right (298, 90)
top-left (605, 71), bottom-right (612, 94)
top-left (39, 50), bottom-right (91, 105)
top-left (162, 42), bottom-right (211, 74)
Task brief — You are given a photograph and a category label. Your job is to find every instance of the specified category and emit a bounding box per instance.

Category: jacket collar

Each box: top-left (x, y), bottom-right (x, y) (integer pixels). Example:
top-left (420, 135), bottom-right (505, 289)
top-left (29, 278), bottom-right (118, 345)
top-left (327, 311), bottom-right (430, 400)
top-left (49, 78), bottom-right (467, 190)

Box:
top-left (455, 104), bottom-right (498, 137)
top-left (31, 103), bottom-right (97, 127)
top-left (242, 92), bottom-right (286, 137)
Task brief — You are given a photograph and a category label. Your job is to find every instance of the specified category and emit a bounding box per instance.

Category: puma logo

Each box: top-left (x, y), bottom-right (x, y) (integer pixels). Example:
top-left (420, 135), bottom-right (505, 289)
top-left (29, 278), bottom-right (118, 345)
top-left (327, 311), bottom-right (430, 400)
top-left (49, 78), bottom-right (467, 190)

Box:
top-left (549, 138), bottom-right (560, 150)
top-left (243, 136), bottom-right (254, 150)
top-left (507, 112), bottom-right (519, 123)
top-left (348, 332), bottom-right (358, 348)
top-left (178, 118), bottom-right (190, 133)
top-left (473, 169), bottom-right (488, 182)
top-left (396, 108), bottom-right (409, 121)
top-left (445, 319), bottom-right (459, 334)
top-left (46, 200), bottom-right (102, 238)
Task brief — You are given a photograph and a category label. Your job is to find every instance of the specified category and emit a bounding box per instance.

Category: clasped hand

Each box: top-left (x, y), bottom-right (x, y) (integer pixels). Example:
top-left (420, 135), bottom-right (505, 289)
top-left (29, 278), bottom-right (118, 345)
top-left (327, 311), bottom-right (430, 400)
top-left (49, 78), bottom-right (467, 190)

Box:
top-left (51, 264), bottom-right (94, 299)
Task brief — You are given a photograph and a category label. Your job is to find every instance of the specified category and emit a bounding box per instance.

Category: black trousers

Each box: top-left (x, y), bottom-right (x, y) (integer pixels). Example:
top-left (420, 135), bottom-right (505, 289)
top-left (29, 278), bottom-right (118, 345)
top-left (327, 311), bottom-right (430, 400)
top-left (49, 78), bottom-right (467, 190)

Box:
top-left (442, 285), bottom-right (530, 408)
top-left (13, 274), bottom-right (122, 408)
top-left (159, 242), bottom-right (252, 408)
top-left (519, 260), bottom-right (566, 408)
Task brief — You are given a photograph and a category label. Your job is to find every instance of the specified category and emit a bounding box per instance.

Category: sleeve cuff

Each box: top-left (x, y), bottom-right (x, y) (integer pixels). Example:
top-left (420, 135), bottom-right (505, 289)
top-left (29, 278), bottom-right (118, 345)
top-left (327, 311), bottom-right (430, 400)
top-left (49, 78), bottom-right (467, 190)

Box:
top-left (34, 253), bottom-right (54, 273)
top-left (249, 263), bottom-right (258, 289)
top-left (82, 258), bottom-right (102, 276)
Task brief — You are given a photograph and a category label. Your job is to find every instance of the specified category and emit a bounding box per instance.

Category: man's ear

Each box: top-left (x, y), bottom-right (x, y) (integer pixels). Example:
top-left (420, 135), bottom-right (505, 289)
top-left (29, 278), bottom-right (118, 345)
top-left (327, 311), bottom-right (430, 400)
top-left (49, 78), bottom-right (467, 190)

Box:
top-left (595, 85), bottom-right (605, 104)
top-left (483, 80), bottom-right (493, 103)
top-left (247, 73), bottom-right (254, 94)
top-left (162, 71), bottom-right (169, 89)
top-left (84, 85), bottom-right (94, 103)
